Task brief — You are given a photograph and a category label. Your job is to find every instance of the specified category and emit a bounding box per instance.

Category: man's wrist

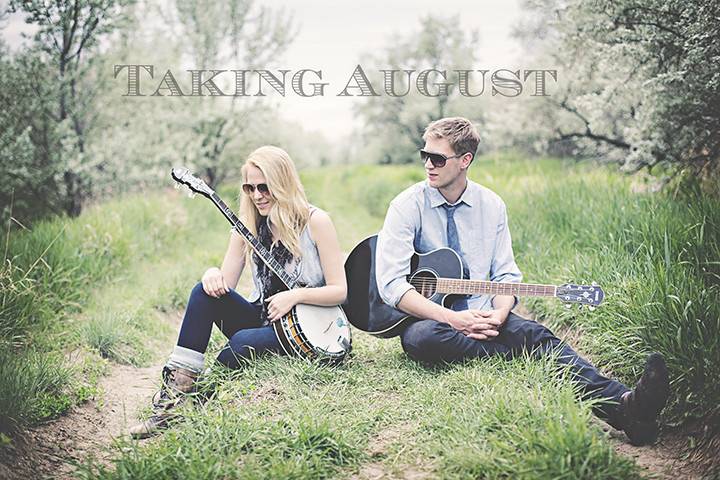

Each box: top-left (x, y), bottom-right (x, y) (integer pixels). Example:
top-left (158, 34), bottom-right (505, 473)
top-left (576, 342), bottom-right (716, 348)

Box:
top-left (438, 307), bottom-right (456, 326)
top-left (491, 294), bottom-right (515, 314)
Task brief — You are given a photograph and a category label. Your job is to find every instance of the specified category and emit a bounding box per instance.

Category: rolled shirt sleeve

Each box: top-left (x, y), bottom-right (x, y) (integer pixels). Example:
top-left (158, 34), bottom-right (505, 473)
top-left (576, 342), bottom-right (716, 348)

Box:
top-left (375, 201), bottom-right (419, 308)
top-left (489, 202), bottom-right (522, 308)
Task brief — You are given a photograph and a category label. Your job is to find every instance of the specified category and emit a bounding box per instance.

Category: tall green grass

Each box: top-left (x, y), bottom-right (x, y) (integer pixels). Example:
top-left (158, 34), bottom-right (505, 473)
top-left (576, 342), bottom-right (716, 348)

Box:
top-left (486, 162), bottom-right (720, 425)
top-left (0, 189), bottom-right (234, 433)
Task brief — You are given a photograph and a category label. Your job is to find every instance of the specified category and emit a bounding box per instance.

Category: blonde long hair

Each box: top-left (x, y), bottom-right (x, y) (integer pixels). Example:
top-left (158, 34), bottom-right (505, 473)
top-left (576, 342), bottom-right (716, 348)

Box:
top-left (238, 146), bottom-right (310, 259)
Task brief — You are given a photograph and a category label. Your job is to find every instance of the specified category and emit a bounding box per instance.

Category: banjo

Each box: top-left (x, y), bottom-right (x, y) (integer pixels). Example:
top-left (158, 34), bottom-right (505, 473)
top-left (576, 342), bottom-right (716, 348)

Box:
top-left (171, 167), bottom-right (352, 363)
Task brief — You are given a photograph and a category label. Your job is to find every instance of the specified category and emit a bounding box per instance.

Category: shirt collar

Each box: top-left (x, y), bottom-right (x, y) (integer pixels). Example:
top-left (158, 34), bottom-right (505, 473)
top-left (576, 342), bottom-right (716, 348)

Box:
top-left (428, 180), bottom-right (475, 208)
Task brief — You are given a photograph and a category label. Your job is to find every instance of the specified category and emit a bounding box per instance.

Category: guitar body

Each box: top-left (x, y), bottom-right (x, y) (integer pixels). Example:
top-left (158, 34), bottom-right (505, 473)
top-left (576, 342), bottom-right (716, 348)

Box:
top-left (343, 235), bottom-right (466, 338)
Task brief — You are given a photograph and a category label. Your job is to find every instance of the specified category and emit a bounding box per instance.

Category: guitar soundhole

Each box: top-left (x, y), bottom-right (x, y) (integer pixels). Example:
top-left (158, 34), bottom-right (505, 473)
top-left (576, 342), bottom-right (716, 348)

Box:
top-left (410, 270), bottom-right (438, 299)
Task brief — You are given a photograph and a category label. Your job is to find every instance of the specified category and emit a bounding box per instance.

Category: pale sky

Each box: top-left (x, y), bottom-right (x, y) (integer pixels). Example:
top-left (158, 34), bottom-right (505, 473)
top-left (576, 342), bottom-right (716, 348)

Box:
top-left (2, 0), bottom-right (523, 139)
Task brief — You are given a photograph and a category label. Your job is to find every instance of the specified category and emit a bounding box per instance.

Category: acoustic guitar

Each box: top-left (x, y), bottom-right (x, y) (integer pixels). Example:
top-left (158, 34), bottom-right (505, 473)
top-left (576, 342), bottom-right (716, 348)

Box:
top-left (343, 235), bottom-right (604, 338)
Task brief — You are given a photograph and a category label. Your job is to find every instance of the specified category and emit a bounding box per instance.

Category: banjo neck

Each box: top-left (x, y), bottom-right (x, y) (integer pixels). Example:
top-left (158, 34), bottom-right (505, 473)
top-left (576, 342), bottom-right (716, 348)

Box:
top-left (208, 192), bottom-right (299, 289)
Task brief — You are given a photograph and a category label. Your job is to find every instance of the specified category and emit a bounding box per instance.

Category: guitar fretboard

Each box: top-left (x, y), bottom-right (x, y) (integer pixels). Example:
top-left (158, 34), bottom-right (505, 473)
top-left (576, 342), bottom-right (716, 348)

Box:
top-left (435, 278), bottom-right (557, 297)
top-left (210, 192), bottom-right (298, 289)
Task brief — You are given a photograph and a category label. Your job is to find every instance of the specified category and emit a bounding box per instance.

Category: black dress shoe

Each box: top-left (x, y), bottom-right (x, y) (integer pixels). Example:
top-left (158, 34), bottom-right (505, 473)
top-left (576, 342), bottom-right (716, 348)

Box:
top-left (621, 352), bottom-right (671, 446)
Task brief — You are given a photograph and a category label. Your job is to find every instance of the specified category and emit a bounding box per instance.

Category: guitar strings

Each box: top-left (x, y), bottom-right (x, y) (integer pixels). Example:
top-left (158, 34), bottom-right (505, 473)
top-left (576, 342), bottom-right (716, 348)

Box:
top-left (408, 277), bottom-right (555, 295)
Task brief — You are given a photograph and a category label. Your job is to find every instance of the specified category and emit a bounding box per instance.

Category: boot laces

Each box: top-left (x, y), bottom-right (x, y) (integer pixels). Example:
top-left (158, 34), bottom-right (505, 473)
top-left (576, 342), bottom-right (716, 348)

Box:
top-left (151, 366), bottom-right (178, 410)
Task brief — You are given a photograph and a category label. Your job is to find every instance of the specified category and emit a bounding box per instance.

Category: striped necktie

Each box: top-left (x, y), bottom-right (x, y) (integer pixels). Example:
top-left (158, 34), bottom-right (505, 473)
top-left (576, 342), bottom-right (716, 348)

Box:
top-left (442, 203), bottom-right (469, 311)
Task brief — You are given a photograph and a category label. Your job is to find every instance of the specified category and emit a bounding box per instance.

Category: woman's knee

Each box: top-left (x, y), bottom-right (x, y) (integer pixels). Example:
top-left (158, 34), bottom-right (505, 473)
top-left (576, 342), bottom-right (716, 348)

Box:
top-left (191, 281), bottom-right (209, 299)
top-left (216, 344), bottom-right (254, 369)
top-left (189, 281), bottom-right (225, 308)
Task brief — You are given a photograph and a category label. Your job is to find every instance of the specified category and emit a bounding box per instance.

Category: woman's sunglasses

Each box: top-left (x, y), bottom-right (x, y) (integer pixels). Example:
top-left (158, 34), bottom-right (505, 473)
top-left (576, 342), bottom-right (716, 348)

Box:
top-left (419, 149), bottom-right (469, 168)
top-left (242, 183), bottom-right (270, 195)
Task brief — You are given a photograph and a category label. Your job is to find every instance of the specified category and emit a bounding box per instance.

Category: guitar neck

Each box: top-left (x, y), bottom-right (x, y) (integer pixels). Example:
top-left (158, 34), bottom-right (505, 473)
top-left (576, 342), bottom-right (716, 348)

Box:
top-left (208, 192), bottom-right (298, 289)
top-left (436, 278), bottom-right (557, 297)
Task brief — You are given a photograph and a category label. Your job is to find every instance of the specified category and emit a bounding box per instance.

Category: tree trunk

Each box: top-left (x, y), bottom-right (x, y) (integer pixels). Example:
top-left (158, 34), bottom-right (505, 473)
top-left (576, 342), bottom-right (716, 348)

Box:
top-left (63, 170), bottom-right (83, 217)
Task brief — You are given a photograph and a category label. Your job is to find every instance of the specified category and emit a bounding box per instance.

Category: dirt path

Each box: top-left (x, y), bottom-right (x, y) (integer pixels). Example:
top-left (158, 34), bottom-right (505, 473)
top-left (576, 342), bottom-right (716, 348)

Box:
top-left (0, 311), bottom-right (181, 480)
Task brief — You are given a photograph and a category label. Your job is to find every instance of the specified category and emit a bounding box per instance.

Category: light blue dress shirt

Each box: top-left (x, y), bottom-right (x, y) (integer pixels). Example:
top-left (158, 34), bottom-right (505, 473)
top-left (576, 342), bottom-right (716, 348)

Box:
top-left (375, 179), bottom-right (523, 311)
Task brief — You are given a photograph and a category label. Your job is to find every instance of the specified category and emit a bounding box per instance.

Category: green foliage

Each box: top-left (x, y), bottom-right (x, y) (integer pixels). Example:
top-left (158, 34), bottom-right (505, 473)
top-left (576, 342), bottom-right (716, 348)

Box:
top-left (351, 15), bottom-right (485, 165)
top-left (511, 0), bottom-right (720, 177)
top-left (80, 312), bottom-right (149, 366)
top-left (5, 0), bottom-right (136, 218)
top-left (0, 45), bottom-right (66, 224)
top-left (1, 0), bottom-right (299, 225)
top-left (1, 194), bottom-right (182, 351)
top-left (496, 164), bottom-right (720, 423)
top-left (0, 191), bottom-right (217, 432)
top-left (0, 350), bottom-right (72, 434)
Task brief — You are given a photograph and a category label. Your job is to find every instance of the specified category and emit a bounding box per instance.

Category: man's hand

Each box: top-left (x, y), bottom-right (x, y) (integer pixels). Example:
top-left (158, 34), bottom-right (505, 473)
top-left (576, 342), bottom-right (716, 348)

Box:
top-left (447, 309), bottom-right (503, 340)
top-left (476, 308), bottom-right (511, 334)
top-left (265, 290), bottom-right (303, 322)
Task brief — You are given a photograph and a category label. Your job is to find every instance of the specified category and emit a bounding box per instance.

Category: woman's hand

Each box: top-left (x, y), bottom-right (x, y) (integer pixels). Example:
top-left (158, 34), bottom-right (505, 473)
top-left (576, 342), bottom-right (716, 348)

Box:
top-left (265, 289), bottom-right (303, 322)
top-left (202, 267), bottom-right (230, 298)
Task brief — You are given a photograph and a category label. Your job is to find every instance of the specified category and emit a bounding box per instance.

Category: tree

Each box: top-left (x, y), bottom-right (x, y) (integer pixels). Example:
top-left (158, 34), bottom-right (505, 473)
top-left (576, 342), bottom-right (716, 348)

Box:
top-left (0, 43), bottom-right (66, 224)
top-left (351, 15), bottom-right (485, 164)
top-left (170, 0), bottom-right (295, 187)
top-left (8, 0), bottom-right (135, 216)
top-left (509, 0), bottom-right (720, 180)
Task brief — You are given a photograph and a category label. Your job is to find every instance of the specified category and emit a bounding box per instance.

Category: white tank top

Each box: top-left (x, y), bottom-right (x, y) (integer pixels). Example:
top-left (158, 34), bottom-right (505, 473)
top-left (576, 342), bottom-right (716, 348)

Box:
top-left (246, 206), bottom-right (326, 303)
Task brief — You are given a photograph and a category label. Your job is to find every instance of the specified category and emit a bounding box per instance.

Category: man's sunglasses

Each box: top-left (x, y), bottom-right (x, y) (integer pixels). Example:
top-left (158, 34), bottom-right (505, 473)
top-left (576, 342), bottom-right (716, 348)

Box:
top-left (419, 149), bottom-right (470, 168)
top-left (242, 183), bottom-right (270, 195)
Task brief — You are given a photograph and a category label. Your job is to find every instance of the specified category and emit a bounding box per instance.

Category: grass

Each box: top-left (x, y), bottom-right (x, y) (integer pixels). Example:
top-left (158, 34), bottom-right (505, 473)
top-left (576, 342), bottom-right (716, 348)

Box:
top-left (0, 188), bottom-right (236, 433)
top-left (78, 335), bottom-right (641, 479)
top-left (2, 154), bottom-right (718, 477)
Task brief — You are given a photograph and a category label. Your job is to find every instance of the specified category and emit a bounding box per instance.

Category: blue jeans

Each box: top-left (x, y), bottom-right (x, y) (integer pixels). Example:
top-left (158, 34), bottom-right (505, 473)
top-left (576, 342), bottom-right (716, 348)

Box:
top-left (400, 313), bottom-right (631, 427)
top-left (176, 282), bottom-right (284, 369)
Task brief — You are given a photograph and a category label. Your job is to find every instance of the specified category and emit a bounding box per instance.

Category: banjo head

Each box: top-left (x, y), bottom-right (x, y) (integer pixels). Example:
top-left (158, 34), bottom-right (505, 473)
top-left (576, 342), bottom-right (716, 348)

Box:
top-left (292, 303), bottom-right (352, 358)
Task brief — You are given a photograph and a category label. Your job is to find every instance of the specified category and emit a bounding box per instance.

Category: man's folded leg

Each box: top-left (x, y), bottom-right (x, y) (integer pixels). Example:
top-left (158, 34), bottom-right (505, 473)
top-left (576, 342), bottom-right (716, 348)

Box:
top-left (399, 319), bottom-right (513, 364)
top-left (399, 313), bottom-right (670, 445)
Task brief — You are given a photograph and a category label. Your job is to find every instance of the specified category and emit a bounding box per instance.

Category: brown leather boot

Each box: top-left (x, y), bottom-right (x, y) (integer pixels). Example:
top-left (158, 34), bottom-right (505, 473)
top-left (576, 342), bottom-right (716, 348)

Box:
top-left (129, 365), bottom-right (199, 439)
top-left (621, 352), bottom-right (671, 446)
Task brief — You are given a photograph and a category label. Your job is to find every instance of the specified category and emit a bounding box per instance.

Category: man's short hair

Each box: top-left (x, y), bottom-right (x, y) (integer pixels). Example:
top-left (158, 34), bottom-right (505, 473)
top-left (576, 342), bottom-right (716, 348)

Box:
top-left (422, 117), bottom-right (480, 158)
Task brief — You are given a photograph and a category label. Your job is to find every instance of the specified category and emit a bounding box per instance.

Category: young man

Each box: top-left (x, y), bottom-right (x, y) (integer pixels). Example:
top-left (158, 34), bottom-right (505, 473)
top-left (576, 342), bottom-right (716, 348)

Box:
top-left (375, 116), bottom-right (670, 446)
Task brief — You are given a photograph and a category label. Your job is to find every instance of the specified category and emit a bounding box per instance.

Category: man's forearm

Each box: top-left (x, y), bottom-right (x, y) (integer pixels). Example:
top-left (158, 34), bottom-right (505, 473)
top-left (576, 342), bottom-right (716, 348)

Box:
top-left (396, 289), bottom-right (453, 324)
top-left (491, 294), bottom-right (515, 315)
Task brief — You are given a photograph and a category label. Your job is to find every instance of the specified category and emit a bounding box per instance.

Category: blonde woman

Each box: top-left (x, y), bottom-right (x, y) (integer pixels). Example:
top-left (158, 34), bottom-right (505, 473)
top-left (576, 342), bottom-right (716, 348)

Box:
top-left (130, 146), bottom-right (347, 438)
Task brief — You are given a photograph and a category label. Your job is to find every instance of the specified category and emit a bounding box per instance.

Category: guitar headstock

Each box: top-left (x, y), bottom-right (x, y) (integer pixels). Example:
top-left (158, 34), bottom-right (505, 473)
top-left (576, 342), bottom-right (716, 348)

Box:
top-left (171, 167), bottom-right (214, 198)
top-left (556, 283), bottom-right (604, 308)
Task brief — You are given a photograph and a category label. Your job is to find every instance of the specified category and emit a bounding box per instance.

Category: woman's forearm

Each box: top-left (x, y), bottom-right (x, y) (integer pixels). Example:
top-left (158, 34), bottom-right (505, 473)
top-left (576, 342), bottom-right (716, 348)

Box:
top-left (294, 285), bottom-right (347, 306)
